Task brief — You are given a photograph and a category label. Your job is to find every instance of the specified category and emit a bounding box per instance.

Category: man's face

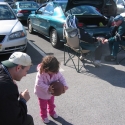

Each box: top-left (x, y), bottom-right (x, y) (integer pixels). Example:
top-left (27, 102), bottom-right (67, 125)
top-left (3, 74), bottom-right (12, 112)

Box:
top-left (114, 20), bottom-right (122, 26)
top-left (15, 65), bottom-right (31, 81)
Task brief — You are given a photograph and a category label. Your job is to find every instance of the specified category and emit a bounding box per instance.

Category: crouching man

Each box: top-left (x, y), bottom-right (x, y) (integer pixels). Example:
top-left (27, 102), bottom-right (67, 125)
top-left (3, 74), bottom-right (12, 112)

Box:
top-left (0, 52), bottom-right (34, 125)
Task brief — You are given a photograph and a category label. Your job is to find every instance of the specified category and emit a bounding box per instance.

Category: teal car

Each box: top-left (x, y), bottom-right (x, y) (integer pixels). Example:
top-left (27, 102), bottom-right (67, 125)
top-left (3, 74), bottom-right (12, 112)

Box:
top-left (27, 0), bottom-right (117, 48)
top-left (11, 1), bottom-right (39, 21)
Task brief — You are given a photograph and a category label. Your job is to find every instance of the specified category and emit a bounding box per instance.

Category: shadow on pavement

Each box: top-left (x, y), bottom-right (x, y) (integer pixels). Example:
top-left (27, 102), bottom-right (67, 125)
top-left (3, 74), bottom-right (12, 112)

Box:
top-left (48, 116), bottom-right (73, 125)
top-left (83, 63), bottom-right (125, 88)
top-left (27, 42), bottom-right (43, 74)
top-left (0, 42), bottom-right (43, 74)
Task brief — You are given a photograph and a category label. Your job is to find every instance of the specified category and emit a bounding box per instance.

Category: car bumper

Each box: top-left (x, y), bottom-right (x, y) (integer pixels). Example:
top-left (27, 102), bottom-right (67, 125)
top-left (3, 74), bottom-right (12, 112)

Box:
top-left (0, 36), bottom-right (28, 54)
top-left (18, 17), bottom-right (28, 21)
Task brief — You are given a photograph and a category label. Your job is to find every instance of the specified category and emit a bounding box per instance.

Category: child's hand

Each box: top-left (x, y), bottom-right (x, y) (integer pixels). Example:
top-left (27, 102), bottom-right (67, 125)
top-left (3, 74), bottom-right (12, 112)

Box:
top-left (48, 85), bottom-right (54, 94)
top-left (63, 86), bottom-right (68, 93)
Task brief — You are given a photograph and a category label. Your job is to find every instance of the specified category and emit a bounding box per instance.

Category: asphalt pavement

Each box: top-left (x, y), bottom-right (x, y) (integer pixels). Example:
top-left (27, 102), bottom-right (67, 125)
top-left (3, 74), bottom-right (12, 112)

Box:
top-left (14, 39), bottom-right (125, 125)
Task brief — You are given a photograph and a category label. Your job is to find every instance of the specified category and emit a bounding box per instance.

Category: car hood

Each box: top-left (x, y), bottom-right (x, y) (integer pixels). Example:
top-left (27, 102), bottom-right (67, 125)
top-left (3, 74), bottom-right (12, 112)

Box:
top-left (0, 19), bottom-right (19, 35)
top-left (65, 0), bottom-right (104, 12)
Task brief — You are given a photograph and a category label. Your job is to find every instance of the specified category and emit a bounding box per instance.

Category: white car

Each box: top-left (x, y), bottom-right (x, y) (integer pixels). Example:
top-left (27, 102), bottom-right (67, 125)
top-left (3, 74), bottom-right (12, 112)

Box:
top-left (0, 2), bottom-right (27, 54)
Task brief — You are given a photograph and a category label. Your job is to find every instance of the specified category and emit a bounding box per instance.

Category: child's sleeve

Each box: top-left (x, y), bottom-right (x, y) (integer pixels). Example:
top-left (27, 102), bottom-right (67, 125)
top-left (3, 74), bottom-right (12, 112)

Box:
top-left (35, 73), bottom-right (49, 93)
top-left (58, 72), bottom-right (68, 88)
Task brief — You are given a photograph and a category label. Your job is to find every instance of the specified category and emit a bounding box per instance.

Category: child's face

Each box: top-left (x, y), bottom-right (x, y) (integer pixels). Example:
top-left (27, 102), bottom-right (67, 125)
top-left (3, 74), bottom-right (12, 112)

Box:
top-left (48, 71), bottom-right (55, 75)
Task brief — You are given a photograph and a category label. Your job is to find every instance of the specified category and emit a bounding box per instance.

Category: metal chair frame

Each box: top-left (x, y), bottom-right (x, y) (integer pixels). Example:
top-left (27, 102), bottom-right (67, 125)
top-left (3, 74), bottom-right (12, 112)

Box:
top-left (63, 28), bottom-right (93, 72)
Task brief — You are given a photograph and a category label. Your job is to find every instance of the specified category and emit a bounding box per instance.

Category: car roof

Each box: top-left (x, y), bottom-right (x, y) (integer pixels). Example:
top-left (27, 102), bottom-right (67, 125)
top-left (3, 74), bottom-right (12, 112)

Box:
top-left (0, 2), bottom-right (9, 5)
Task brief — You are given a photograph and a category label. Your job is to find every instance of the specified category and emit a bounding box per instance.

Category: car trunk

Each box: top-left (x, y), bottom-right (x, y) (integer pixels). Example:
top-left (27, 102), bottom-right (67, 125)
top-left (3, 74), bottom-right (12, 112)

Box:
top-left (76, 16), bottom-right (111, 37)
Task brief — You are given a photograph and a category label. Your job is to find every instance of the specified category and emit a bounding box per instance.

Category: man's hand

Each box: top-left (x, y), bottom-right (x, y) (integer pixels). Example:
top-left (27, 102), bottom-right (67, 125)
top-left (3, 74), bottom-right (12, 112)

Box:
top-left (103, 39), bottom-right (108, 43)
top-left (20, 89), bottom-right (30, 102)
top-left (96, 37), bottom-right (108, 44)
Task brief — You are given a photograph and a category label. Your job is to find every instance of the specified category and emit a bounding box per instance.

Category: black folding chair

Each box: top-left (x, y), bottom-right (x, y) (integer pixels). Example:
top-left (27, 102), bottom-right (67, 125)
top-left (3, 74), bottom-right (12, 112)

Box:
top-left (63, 28), bottom-right (93, 72)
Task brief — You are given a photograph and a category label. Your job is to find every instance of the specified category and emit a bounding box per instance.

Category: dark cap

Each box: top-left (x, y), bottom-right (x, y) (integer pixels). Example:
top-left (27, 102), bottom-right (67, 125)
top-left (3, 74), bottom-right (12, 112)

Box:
top-left (114, 15), bottom-right (124, 22)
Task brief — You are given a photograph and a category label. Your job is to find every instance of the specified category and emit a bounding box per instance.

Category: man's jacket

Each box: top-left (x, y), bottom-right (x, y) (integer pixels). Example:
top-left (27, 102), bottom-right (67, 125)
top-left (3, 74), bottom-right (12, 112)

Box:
top-left (0, 65), bottom-right (27, 125)
top-left (108, 21), bottom-right (125, 42)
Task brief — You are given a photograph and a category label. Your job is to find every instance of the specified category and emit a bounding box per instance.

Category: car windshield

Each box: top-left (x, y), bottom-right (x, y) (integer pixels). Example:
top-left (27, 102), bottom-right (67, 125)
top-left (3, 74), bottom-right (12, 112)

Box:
top-left (0, 5), bottom-right (16, 20)
top-left (19, 2), bottom-right (38, 8)
top-left (69, 5), bottom-right (102, 15)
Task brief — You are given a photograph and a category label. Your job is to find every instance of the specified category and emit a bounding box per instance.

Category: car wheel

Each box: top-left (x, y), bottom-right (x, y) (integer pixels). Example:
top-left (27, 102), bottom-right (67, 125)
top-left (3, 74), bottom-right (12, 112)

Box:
top-left (23, 46), bottom-right (27, 53)
top-left (28, 21), bottom-right (34, 34)
top-left (50, 29), bottom-right (63, 48)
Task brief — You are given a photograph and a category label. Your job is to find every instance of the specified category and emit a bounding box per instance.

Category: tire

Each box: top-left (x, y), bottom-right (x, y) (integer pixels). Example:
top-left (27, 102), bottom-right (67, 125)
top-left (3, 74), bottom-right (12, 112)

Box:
top-left (50, 29), bottom-right (63, 48)
top-left (23, 46), bottom-right (27, 53)
top-left (28, 20), bottom-right (34, 34)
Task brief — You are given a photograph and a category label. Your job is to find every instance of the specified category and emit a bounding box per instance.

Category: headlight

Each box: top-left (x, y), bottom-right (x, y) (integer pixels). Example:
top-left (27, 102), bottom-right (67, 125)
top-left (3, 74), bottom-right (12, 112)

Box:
top-left (9, 30), bottom-right (26, 40)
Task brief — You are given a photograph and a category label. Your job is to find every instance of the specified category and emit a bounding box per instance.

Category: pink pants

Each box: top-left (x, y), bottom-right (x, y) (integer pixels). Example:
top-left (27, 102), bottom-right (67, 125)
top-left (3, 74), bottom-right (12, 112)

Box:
top-left (38, 96), bottom-right (56, 119)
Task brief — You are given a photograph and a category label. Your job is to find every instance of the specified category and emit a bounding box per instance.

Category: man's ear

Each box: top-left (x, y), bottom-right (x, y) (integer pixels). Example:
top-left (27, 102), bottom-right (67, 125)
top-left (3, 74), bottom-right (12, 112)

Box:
top-left (16, 65), bottom-right (21, 71)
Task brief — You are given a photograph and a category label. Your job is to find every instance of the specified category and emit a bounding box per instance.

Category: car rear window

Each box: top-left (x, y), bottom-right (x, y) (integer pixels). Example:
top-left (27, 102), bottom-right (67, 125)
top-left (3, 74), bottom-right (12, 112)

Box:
top-left (54, 2), bottom-right (67, 12)
top-left (19, 2), bottom-right (38, 8)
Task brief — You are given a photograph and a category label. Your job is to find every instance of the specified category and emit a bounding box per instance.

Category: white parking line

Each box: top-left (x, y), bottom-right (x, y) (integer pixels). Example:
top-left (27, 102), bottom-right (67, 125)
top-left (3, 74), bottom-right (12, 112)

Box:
top-left (59, 67), bottom-right (64, 72)
top-left (28, 40), bottom-right (64, 72)
top-left (28, 40), bottom-right (46, 57)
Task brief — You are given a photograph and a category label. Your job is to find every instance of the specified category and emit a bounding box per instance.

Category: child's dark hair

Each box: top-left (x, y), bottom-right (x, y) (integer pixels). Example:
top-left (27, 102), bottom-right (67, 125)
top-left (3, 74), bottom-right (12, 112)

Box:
top-left (40, 55), bottom-right (60, 74)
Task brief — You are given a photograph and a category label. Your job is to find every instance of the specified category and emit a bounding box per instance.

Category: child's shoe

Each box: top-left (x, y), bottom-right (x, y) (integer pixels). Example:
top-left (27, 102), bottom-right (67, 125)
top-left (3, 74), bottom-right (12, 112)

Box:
top-left (51, 113), bottom-right (58, 119)
top-left (43, 117), bottom-right (50, 124)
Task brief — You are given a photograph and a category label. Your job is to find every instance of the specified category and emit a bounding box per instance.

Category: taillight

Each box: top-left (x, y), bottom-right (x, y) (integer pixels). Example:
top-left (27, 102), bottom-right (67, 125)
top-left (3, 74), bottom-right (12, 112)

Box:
top-left (78, 23), bottom-right (84, 27)
top-left (18, 10), bottom-right (29, 13)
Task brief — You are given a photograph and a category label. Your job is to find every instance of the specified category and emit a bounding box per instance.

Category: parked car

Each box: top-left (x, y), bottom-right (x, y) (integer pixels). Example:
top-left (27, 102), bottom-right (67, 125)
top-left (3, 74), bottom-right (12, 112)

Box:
top-left (114, 0), bottom-right (125, 15)
top-left (11, 1), bottom-right (39, 21)
top-left (0, 0), bottom-right (14, 5)
top-left (0, 2), bottom-right (27, 54)
top-left (27, 0), bottom-right (117, 48)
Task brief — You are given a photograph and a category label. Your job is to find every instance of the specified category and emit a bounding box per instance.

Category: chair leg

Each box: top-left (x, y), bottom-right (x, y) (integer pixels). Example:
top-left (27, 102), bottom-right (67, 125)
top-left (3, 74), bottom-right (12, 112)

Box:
top-left (116, 47), bottom-right (125, 64)
top-left (64, 45), bottom-right (86, 72)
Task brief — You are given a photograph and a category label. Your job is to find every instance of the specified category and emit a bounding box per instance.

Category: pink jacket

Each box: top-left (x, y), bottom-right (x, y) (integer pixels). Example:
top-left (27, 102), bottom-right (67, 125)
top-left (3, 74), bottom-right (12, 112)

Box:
top-left (34, 64), bottom-right (68, 100)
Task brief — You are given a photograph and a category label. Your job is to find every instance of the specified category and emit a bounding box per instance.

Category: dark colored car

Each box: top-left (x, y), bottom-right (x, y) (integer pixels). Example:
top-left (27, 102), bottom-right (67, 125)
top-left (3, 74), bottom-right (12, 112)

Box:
top-left (11, 1), bottom-right (39, 21)
top-left (27, 0), bottom-right (117, 48)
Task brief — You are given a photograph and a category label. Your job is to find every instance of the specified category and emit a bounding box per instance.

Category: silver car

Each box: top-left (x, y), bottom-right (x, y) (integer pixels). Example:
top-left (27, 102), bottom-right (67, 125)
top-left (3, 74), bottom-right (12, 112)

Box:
top-left (0, 2), bottom-right (27, 54)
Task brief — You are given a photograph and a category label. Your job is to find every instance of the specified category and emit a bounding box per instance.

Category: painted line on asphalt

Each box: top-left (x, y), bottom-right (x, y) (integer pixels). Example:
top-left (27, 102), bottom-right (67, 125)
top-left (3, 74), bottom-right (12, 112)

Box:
top-left (28, 40), bottom-right (64, 72)
top-left (28, 40), bottom-right (46, 57)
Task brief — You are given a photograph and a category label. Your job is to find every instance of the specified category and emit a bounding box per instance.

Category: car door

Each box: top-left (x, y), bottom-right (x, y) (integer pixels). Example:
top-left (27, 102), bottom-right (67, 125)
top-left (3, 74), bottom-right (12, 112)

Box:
top-left (30, 4), bottom-right (46, 32)
top-left (37, 2), bottom-right (54, 35)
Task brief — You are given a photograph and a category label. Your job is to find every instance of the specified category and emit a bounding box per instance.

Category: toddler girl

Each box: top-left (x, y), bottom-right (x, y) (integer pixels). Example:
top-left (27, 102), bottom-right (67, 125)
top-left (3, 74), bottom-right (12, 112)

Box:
top-left (34, 55), bottom-right (68, 124)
